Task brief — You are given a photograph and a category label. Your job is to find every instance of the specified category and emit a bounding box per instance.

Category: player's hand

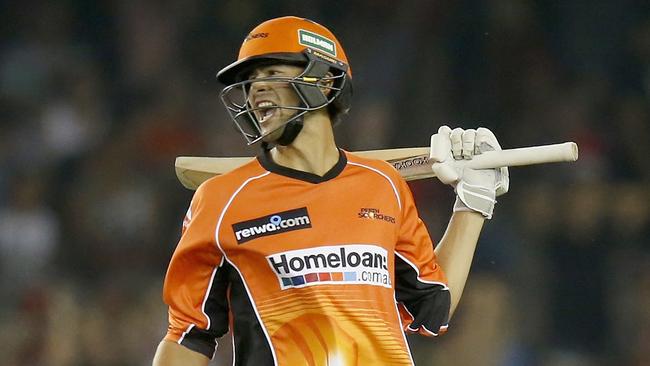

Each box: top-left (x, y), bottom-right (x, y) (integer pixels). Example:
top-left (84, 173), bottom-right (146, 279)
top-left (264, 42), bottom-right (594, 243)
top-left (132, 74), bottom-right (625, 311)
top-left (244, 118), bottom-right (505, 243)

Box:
top-left (429, 125), bottom-right (509, 219)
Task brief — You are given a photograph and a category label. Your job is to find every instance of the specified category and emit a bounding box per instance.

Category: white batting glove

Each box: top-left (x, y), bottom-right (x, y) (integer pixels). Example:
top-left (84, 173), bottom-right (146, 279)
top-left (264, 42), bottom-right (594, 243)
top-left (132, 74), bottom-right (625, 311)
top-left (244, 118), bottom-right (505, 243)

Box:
top-left (430, 125), bottom-right (509, 219)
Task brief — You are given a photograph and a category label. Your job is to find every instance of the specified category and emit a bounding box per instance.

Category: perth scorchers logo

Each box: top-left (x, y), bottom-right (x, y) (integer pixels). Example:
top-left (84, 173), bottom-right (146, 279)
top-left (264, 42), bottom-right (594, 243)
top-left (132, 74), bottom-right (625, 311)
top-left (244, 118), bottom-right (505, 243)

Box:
top-left (358, 208), bottom-right (395, 224)
top-left (244, 32), bottom-right (269, 41)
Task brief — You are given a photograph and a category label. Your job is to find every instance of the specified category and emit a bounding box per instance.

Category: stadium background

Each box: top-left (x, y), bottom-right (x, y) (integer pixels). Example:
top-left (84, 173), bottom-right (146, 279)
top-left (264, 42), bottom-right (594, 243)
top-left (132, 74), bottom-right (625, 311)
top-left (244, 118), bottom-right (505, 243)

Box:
top-left (1, 1), bottom-right (649, 365)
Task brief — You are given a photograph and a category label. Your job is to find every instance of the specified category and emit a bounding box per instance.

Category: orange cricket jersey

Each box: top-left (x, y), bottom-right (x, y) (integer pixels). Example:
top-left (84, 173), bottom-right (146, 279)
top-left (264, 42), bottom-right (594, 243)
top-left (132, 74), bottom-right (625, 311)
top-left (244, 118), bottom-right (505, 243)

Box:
top-left (163, 149), bottom-right (450, 365)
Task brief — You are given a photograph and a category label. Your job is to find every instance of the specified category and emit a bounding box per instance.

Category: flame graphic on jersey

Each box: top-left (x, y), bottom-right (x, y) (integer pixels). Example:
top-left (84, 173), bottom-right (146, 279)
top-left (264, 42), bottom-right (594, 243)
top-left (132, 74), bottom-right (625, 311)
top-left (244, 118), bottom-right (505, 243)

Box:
top-left (273, 313), bottom-right (359, 366)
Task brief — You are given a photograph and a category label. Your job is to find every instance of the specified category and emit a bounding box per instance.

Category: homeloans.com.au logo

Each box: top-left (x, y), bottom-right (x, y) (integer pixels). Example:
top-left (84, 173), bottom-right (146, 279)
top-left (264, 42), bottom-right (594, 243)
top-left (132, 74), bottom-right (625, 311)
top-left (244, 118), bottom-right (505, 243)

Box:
top-left (267, 245), bottom-right (391, 289)
top-left (232, 207), bottom-right (312, 244)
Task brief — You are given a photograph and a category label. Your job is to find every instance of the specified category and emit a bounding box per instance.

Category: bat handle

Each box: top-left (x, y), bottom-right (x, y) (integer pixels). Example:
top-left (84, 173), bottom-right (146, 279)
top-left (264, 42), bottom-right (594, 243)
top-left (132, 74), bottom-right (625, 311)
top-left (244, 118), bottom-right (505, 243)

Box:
top-left (462, 142), bottom-right (579, 169)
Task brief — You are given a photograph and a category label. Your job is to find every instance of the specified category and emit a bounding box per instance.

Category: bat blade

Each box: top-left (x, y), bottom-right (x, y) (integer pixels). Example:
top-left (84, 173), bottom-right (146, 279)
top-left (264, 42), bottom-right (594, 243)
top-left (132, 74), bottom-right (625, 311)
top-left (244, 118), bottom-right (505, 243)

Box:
top-left (175, 156), bottom-right (254, 190)
top-left (175, 142), bottom-right (578, 190)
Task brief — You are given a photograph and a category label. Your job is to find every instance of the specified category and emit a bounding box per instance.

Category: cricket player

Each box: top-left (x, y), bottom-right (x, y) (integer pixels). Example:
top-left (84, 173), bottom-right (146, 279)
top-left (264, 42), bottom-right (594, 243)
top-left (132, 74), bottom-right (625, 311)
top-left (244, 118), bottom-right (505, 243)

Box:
top-left (153, 16), bottom-right (508, 366)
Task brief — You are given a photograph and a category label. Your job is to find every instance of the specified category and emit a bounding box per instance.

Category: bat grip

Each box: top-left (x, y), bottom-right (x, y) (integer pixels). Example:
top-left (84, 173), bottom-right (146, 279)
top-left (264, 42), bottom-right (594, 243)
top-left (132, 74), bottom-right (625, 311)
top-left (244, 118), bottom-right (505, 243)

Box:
top-left (461, 142), bottom-right (579, 169)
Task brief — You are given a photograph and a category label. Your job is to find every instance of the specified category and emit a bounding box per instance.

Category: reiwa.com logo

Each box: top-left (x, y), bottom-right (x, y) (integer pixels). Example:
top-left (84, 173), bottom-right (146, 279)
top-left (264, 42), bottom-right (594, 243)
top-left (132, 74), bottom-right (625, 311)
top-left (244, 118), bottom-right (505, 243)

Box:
top-left (232, 207), bottom-right (311, 244)
top-left (298, 29), bottom-right (337, 57)
top-left (267, 245), bottom-right (391, 289)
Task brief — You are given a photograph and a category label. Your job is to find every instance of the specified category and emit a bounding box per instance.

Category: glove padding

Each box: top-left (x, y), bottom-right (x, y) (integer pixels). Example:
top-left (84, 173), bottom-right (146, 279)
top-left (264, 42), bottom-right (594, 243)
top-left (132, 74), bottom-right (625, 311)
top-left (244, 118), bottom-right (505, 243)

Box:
top-left (430, 126), bottom-right (509, 219)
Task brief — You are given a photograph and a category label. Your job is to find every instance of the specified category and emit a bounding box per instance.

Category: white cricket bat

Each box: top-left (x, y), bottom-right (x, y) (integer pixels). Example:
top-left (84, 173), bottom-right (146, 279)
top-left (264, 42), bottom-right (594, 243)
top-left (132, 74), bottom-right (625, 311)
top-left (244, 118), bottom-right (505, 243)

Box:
top-left (175, 142), bottom-right (578, 190)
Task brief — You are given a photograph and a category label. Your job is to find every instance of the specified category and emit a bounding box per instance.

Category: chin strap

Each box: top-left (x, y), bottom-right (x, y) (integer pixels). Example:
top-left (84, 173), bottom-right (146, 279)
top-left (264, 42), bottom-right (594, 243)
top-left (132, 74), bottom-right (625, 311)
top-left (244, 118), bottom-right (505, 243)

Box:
top-left (274, 117), bottom-right (304, 146)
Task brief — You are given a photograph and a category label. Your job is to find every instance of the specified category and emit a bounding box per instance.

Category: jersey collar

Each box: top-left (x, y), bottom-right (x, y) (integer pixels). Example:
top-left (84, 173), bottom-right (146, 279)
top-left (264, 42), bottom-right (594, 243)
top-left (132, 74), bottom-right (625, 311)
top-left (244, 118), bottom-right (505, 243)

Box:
top-left (257, 148), bottom-right (347, 184)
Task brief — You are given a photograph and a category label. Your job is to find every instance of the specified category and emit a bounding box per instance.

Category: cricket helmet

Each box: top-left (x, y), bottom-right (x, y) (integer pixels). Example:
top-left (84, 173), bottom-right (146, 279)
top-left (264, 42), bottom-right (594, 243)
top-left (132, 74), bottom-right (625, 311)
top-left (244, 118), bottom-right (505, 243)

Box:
top-left (217, 16), bottom-right (353, 146)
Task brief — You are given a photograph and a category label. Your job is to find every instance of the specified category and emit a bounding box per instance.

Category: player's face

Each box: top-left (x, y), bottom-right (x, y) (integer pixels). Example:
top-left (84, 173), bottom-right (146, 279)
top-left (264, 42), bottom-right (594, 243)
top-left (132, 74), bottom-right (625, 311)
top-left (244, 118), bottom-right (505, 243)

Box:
top-left (247, 64), bottom-right (304, 141)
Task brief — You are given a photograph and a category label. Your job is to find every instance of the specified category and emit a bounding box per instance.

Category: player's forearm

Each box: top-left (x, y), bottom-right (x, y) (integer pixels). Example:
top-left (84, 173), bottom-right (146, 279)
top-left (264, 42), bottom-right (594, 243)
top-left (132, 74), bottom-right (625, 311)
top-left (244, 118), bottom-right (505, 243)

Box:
top-left (434, 211), bottom-right (485, 318)
top-left (152, 340), bottom-right (211, 366)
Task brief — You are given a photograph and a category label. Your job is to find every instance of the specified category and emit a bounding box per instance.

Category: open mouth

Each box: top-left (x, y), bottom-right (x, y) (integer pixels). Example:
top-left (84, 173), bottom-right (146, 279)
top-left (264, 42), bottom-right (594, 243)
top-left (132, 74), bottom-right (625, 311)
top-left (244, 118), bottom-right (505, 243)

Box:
top-left (256, 101), bottom-right (278, 123)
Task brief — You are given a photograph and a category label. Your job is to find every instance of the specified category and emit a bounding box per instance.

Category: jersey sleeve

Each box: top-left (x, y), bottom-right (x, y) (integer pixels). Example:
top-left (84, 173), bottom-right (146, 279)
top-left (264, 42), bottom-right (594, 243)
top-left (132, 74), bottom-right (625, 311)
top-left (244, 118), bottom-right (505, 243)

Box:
top-left (162, 183), bottom-right (230, 358)
top-left (394, 178), bottom-right (451, 337)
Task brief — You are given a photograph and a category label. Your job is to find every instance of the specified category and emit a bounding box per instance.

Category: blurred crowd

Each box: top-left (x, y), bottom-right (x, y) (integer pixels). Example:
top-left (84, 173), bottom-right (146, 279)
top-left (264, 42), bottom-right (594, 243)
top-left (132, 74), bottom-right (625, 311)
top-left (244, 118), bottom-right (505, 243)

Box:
top-left (0, 1), bottom-right (648, 365)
